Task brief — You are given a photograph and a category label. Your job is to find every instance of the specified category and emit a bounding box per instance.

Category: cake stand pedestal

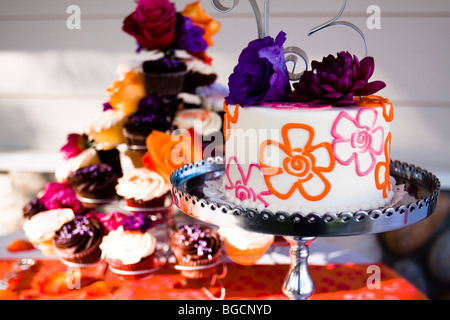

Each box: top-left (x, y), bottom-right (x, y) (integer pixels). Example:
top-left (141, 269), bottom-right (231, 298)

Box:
top-left (170, 157), bottom-right (441, 300)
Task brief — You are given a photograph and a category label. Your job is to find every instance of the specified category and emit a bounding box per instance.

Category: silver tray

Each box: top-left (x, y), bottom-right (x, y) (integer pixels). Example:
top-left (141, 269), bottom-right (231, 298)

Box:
top-left (170, 157), bottom-right (441, 237)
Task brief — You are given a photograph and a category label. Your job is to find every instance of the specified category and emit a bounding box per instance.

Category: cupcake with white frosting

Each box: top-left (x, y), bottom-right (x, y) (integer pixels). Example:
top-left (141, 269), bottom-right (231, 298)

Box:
top-left (173, 108), bottom-right (223, 158)
top-left (23, 208), bottom-right (76, 256)
top-left (116, 167), bottom-right (170, 209)
top-left (100, 225), bottom-right (157, 273)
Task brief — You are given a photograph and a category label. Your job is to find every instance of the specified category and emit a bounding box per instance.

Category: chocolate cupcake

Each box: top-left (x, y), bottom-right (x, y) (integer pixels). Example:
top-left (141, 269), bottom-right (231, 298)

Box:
top-left (142, 58), bottom-right (187, 96)
top-left (183, 58), bottom-right (217, 93)
top-left (67, 164), bottom-right (118, 207)
top-left (96, 147), bottom-right (123, 178)
top-left (170, 224), bottom-right (222, 279)
top-left (22, 198), bottom-right (46, 220)
top-left (53, 215), bottom-right (107, 265)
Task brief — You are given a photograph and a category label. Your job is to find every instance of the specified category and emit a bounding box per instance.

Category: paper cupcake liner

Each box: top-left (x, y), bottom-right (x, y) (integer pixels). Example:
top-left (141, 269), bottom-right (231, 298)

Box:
top-left (144, 71), bottom-right (187, 96)
top-left (106, 253), bottom-right (155, 272)
top-left (174, 251), bottom-right (223, 279)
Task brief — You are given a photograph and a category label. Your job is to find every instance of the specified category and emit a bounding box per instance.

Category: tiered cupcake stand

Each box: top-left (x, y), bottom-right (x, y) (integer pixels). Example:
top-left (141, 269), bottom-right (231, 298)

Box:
top-left (170, 157), bottom-right (441, 300)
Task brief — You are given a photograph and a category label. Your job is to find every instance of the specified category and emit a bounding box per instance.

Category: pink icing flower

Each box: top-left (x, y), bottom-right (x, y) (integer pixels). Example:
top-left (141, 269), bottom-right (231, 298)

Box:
top-left (224, 156), bottom-right (271, 207)
top-left (332, 108), bottom-right (384, 176)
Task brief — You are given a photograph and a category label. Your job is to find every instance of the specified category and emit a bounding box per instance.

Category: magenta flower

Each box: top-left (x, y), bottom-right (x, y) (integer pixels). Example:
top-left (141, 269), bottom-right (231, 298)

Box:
top-left (291, 51), bottom-right (386, 106)
top-left (60, 133), bottom-right (92, 159)
top-left (39, 181), bottom-right (86, 214)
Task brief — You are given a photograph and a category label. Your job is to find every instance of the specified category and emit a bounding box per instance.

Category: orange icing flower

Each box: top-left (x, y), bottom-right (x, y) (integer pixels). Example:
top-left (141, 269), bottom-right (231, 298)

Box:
top-left (375, 132), bottom-right (392, 198)
top-left (182, 1), bottom-right (220, 46)
top-left (143, 130), bottom-right (202, 183)
top-left (259, 123), bottom-right (335, 201)
top-left (223, 102), bottom-right (239, 141)
top-left (106, 71), bottom-right (146, 116)
top-left (354, 95), bottom-right (394, 122)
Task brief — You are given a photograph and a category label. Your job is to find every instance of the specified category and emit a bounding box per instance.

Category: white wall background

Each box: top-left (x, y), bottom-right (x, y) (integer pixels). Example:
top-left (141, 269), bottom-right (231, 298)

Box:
top-left (0, 0), bottom-right (449, 187)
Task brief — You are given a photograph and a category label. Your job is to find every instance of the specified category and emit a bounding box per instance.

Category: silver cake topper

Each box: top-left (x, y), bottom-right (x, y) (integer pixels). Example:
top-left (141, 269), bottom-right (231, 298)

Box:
top-left (210, 0), bottom-right (368, 80)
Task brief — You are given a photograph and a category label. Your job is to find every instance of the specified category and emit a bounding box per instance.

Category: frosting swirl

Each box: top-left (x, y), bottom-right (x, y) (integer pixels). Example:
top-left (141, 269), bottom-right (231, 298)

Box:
top-left (67, 164), bottom-right (118, 199)
top-left (53, 216), bottom-right (104, 255)
top-left (85, 109), bottom-right (126, 133)
top-left (170, 224), bottom-right (221, 263)
top-left (100, 226), bottom-right (156, 265)
top-left (116, 168), bottom-right (169, 201)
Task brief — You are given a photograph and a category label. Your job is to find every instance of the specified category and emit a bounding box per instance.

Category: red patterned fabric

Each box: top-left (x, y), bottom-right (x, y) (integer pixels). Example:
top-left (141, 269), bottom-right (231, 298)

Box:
top-left (0, 259), bottom-right (427, 300)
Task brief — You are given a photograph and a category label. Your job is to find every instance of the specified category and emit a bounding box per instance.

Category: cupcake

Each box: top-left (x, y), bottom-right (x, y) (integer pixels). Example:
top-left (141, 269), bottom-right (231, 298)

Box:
top-left (183, 58), bottom-right (217, 93)
top-left (116, 167), bottom-right (169, 210)
top-left (173, 108), bottom-right (223, 158)
top-left (105, 70), bottom-right (147, 116)
top-left (219, 228), bottom-right (274, 266)
top-left (170, 224), bottom-right (222, 279)
top-left (67, 164), bottom-right (118, 208)
top-left (177, 92), bottom-right (202, 109)
top-left (85, 109), bottom-right (127, 148)
top-left (23, 208), bottom-right (75, 255)
top-left (100, 225), bottom-right (157, 274)
top-left (55, 147), bottom-right (100, 182)
top-left (142, 58), bottom-right (187, 96)
top-left (96, 147), bottom-right (123, 178)
top-left (53, 215), bottom-right (107, 265)
top-left (122, 96), bottom-right (173, 167)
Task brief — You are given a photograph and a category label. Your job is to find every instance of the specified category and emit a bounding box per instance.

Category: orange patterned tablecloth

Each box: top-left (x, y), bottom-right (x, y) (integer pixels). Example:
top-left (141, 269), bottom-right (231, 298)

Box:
top-left (0, 259), bottom-right (427, 300)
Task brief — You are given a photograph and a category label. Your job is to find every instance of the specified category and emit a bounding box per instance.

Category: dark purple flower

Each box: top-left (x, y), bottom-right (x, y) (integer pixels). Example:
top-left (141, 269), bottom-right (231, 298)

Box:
top-left (122, 212), bottom-right (152, 233)
top-left (175, 15), bottom-right (207, 54)
top-left (226, 31), bottom-right (291, 106)
top-left (39, 181), bottom-right (85, 214)
top-left (60, 133), bottom-right (92, 159)
top-left (291, 51), bottom-right (386, 106)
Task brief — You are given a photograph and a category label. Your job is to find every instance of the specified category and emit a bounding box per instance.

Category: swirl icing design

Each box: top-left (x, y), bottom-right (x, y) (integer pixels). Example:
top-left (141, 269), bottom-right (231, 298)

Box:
top-left (331, 108), bottom-right (384, 176)
top-left (224, 155), bottom-right (271, 210)
top-left (116, 168), bottom-right (169, 201)
top-left (100, 226), bottom-right (156, 265)
top-left (53, 216), bottom-right (103, 254)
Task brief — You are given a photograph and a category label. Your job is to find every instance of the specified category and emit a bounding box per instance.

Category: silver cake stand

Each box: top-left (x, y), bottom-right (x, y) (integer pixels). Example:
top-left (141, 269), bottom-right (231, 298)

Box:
top-left (169, 157), bottom-right (441, 300)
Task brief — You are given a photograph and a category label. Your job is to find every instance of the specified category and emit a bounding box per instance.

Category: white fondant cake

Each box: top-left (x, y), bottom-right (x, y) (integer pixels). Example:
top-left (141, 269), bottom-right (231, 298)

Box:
top-left (222, 100), bottom-right (394, 215)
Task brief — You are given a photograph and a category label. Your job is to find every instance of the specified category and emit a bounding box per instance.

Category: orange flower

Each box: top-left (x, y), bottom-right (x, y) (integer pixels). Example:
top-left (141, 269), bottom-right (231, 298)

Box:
top-left (259, 123), bottom-right (335, 201)
top-left (182, 1), bottom-right (220, 46)
top-left (143, 130), bottom-right (202, 183)
top-left (106, 71), bottom-right (146, 116)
